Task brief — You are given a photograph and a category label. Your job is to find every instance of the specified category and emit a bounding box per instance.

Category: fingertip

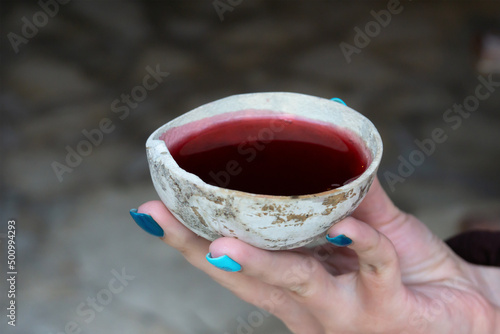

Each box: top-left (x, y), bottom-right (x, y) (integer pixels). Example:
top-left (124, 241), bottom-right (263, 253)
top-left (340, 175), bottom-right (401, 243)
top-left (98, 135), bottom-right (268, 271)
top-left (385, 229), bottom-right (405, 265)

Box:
top-left (137, 200), bottom-right (170, 218)
top-left (325, 234), bottom-right (353, 247)
top-left (327, 216), bottom-right (399, 279)
top-left (136, 201), bottom-right (183, 231)
top-left (129, 208), bottom-right (164, 237)
top-left (206, 252), bottom-right (242, 272)
top-left (209, 237), bottom-right (250, 260)
top-left (326, 216), bottom-right (358, 242)
top-left (207, 237), bottom-right (255, 273)
top-left (133, 201), bottom-right (207, 252)
top-left (130, 201), bottom-right (170, 238)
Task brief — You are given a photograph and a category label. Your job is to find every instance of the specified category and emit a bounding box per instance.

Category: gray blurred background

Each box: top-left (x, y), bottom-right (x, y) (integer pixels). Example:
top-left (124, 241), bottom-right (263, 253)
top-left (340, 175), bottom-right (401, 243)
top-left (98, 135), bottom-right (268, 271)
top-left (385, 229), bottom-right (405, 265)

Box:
top-left (1, 1), bottom-right (500, 333)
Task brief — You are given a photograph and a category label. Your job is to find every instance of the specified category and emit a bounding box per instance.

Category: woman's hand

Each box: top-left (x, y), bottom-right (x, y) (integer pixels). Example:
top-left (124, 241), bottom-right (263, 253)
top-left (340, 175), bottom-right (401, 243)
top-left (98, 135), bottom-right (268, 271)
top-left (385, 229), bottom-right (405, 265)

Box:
top-left (132, 178), bottom-right (500, 334)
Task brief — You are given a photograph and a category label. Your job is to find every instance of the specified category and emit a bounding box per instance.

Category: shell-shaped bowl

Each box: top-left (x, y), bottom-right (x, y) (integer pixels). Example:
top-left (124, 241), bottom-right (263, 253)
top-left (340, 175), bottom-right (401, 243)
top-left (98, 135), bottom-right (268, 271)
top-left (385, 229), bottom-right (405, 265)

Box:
top-left (146, 92), bottom-right (382, 250)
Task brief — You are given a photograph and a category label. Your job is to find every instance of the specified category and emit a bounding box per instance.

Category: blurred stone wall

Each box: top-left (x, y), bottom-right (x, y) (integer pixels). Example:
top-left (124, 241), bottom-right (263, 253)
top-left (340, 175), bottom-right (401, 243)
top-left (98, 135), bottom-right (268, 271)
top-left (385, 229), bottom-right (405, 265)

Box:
top-left (1, 1), bottom-right (500, 333)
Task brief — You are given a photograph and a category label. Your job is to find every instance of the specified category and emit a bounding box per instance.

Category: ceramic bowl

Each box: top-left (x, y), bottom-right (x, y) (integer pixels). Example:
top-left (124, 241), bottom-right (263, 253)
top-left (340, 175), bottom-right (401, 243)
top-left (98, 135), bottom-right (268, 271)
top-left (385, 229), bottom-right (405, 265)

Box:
top-left (146, 92), bottom-right (382, 250)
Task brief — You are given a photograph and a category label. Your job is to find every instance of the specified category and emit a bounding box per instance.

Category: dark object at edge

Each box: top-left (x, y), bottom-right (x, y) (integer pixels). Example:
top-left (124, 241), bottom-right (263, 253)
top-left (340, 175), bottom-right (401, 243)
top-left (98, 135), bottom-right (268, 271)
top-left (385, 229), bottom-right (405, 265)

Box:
top-left (446, 231), bottom-right (500, 267)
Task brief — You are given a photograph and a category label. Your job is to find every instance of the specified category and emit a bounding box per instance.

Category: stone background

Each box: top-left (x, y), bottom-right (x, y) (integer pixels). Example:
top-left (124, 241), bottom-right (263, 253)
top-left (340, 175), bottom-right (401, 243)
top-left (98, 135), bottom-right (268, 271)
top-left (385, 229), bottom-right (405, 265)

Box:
top-left (1, 1), bottom-right (500, 333)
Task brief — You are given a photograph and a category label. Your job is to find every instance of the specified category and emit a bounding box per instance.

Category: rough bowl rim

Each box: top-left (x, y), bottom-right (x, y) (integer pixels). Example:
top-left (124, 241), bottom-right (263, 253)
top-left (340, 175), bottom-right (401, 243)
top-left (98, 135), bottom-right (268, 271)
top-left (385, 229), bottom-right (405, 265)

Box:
top-left (146, 92), bottom-right (383, 201)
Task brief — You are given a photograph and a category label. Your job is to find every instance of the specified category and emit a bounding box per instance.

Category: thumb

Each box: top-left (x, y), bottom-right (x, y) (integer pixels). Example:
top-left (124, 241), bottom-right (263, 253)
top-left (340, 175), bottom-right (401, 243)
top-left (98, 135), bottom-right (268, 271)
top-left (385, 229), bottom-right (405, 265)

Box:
top-left (352, 177), bottom-right (403, 230)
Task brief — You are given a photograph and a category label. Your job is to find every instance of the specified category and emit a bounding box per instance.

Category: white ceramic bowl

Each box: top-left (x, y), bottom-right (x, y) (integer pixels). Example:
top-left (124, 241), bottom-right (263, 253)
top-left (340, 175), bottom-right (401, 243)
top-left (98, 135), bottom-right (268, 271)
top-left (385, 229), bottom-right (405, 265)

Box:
top-left (146, 92), bottom-right (382, 250)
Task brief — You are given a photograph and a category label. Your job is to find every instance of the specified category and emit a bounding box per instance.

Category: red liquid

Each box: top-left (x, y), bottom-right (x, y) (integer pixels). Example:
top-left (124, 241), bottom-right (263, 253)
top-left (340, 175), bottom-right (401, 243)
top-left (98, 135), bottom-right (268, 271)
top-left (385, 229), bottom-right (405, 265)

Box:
top-left (164, 115), bottom-right (369, 196)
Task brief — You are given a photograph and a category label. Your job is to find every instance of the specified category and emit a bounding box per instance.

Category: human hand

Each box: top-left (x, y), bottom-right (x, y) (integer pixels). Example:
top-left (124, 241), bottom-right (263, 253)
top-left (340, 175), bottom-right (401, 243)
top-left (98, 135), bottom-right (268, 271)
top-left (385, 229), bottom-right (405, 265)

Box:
top-left (131, 178), bottom-right (500, 334)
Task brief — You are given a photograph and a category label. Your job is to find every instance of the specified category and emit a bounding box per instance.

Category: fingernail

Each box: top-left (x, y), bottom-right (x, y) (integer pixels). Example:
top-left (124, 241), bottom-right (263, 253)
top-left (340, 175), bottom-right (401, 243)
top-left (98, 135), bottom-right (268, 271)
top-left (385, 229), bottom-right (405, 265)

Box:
top-left (206, 253), bottom-right (242, 272)
top-left (326, 234), bottom-right (352, 247)
top-left (330, 97), bottom-right (347, 106)
top-left (130, 209), bottom-right (164, 237)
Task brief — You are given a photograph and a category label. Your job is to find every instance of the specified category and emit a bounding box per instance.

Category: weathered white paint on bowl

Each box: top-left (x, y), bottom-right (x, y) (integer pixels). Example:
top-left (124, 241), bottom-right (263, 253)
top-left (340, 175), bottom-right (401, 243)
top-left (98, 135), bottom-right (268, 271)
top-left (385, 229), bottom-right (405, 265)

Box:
top-left (146, 92), bottom-right (382, 250)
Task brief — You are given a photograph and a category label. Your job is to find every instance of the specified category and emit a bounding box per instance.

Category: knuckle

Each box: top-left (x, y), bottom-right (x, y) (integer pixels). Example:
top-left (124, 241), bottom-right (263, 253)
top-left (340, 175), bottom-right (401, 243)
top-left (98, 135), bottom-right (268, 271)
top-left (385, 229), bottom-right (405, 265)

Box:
top-left (288, 281), bottom-right (316, 297)
top-left (282, 258), bottom-right (321, 297)
top-left (360, 230), bottom-right (382, 254)
top-left (165, 233), bottom-right (199, 256)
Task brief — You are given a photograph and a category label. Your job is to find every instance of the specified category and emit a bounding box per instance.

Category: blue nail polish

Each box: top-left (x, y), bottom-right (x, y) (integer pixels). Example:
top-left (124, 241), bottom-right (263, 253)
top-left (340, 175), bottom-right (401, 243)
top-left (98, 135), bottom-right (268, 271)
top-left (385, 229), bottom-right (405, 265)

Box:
top-left (326, 234), bottom-right (352, 247)
top-left (130, 209), bottom-right (164, 237)
top-left (330, 97), bottom-right (347, 106)
top-left (206, 253), bottom-right (242, 272)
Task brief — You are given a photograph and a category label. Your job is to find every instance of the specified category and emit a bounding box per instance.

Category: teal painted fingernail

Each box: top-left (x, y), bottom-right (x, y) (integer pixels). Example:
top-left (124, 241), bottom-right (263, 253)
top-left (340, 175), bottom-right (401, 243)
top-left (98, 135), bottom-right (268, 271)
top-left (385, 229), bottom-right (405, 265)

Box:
top-left (326, 234), bottom-right (352, 247)
top-left (130, 209), bottom-right (164, 237)
top-left (206, 253), bottom-right (242, 272)
top-left (331, 97), bottom-right (347, 106)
